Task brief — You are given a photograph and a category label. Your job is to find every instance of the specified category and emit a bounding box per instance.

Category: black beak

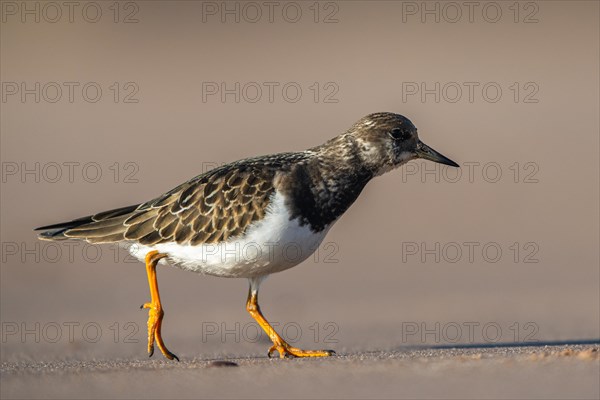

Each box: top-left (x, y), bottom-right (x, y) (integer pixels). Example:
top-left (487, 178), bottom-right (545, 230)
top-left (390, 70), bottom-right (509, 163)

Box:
top-left (415, 141), bottom-right (459, 168)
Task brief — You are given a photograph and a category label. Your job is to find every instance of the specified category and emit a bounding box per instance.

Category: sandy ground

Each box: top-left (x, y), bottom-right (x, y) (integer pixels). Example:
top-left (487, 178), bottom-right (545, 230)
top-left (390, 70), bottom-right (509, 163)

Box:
top-left (1, 343), bottom-right (598, 399)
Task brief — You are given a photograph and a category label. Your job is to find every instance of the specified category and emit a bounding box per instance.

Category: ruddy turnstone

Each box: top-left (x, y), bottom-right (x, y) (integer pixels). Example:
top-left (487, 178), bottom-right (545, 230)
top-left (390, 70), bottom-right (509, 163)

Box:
top-left (36, 112), bottom-right (459, 360)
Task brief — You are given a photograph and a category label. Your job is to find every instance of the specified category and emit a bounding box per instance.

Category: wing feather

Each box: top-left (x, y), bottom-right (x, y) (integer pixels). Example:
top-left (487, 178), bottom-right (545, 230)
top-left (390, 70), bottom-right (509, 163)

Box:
top-left (38, 152), bottom-right (310, 245)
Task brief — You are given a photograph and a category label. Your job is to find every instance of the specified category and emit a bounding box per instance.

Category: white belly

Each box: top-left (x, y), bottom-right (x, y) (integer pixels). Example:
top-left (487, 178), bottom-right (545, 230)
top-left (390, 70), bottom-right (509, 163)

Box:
top-left (128, 192), bottom-right (330, 278)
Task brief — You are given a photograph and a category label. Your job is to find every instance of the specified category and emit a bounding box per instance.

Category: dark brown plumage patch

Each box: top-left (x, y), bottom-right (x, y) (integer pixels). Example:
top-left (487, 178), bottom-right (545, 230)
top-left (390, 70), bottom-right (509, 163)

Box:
top-left (277, 154), bottom-right (372, 232)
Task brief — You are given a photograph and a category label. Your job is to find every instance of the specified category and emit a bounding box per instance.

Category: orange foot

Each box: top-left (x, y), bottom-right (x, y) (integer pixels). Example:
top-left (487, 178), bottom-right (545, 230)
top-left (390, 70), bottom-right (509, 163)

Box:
top-left (268, 341), bottom-right (335, 359)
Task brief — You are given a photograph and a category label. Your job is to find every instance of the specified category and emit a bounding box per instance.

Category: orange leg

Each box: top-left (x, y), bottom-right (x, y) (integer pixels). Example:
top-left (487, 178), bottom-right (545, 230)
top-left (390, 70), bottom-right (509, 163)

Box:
top-left (141, 250), bottom-right (178, 361)
top-left (245, 287), bottom-right (335, 358)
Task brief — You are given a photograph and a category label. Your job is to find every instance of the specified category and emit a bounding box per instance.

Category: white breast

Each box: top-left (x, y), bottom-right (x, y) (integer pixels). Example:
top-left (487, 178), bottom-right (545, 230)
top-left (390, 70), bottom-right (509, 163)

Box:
top-left (128, 192), bottom-right (330, 278)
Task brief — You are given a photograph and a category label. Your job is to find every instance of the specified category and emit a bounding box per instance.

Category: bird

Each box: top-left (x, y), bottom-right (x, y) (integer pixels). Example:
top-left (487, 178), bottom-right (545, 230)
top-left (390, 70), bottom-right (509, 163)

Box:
top-left (35, 112), bottom-right (459, 360)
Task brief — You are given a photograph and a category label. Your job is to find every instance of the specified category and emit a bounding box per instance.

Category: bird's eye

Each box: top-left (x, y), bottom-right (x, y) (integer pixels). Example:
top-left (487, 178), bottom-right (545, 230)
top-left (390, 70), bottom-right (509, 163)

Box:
top-left (389, 128), bottom-right (410, 141)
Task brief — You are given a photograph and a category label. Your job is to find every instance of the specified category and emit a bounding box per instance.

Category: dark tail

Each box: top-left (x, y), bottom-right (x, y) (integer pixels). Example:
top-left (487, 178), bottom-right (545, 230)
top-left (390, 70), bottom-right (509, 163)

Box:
top-left (34, 204), bottom-right (140, 241)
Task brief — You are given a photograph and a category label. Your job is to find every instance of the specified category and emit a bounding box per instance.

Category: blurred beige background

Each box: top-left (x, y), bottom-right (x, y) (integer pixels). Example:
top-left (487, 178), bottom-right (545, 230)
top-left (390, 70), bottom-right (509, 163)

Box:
top-left (1, 0), bottom-right (598, 388)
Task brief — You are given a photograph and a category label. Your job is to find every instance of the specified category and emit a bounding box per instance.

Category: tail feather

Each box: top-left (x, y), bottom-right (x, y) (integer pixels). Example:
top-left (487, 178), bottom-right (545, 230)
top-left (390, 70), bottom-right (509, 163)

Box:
top-left (35, 204), bottom-right (140, 242)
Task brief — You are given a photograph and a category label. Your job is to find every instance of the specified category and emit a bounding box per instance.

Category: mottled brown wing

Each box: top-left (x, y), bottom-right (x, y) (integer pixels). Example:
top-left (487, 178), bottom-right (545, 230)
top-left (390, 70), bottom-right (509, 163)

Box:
top-left (63, 166), bottom-right (276, 245)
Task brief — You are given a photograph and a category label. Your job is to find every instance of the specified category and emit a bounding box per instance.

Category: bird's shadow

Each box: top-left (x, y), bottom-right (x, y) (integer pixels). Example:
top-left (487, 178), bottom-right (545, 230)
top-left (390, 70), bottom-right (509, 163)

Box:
top-left (399, 338), bottom-right (599, 351)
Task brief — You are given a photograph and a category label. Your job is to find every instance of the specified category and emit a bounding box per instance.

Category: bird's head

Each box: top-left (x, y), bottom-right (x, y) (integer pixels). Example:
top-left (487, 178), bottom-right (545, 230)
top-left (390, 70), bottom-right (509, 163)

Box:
top-left (347, 112), bottom-right (459, 175)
